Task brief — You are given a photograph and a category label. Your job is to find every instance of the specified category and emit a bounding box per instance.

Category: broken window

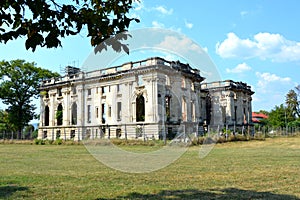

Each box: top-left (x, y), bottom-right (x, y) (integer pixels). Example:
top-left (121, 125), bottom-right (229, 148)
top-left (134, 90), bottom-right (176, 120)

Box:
top-left (87, 105), bottom-right (91, 123)
top-left (102, 103), bottom-right (106, 124)
top-left (71, 103), bottom-right (77, 125)
top-left (136, 95), bottom-right (145, 122)
top-left (44, 105), bottom-right (49, 126)
top-left (117, 102), bottom-right (122, 121)
top-left (56, 104), bottom-right (63, 126)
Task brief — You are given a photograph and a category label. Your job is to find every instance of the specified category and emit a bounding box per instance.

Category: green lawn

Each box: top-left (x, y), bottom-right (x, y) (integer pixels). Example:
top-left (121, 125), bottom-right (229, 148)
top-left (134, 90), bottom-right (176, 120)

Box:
top-left (0, 137), bottom-right (300, 199)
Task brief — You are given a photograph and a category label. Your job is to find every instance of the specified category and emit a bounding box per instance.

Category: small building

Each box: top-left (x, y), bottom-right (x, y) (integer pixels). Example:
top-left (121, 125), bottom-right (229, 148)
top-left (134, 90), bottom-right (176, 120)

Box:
top-left (38, 57), bottom-right (254, 140)
top-left (252, 112), bottom-right (268, 124)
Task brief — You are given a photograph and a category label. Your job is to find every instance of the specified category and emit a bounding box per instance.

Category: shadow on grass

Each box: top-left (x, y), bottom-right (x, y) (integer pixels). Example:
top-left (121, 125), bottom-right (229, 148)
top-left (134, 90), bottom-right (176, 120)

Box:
top-left (97, 188), bottom-right (299, 200)
top-left (0, 185), bottom-right (28, 198)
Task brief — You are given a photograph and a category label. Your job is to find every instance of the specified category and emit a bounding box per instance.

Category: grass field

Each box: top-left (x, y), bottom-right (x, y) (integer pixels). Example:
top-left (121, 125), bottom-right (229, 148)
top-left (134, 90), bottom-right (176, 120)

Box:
top-left (0, 137), bottom-right (300, 199)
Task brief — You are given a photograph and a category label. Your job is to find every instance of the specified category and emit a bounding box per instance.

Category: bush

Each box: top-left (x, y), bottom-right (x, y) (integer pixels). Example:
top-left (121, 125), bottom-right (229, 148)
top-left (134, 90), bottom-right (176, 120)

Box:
top-left (54, 138), bottom-right (63, 145)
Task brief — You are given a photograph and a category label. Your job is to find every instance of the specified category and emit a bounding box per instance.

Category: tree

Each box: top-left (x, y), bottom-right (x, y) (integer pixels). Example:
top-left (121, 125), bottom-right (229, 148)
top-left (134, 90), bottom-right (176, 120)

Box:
top-left (0, 0), bottom-right (139, 52)
top-left (285, 89), bottom-right (299, 119)
top-left (0, 60), bottom-right (59, 139)
top-left (267, 104), bottom-right (286, 128)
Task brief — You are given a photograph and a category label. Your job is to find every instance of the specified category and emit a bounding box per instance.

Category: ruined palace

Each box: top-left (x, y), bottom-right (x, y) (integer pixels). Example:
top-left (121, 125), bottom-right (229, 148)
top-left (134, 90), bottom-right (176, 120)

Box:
top-left (38, 57), bottom-right (254, 140)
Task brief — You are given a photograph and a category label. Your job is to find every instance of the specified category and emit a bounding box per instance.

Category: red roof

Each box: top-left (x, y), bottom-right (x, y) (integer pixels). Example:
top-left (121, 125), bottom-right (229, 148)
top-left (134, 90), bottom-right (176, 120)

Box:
top-left (252, 112), bottom-right (268, 123)
top-left (252, 112), bottom-right (268, 119)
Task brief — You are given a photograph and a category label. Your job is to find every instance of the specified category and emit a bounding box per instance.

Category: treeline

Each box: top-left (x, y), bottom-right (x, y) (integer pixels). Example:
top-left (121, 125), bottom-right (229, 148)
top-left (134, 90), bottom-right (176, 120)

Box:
top-left (255, 85), bottom-right (300, 131)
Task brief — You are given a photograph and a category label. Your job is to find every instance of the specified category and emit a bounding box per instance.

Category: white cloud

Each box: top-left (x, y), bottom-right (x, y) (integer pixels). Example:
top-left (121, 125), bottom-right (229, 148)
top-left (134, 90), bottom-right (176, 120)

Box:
top-left (216, 32), bottom-right (300, 62)
top-left (256, 72), bottom-right (291, 93)
top-left (226, 62), bottom-right (252, 73)
top-left (156, 35), bottom-right (204, 55)
top-left (155, 6), bottom-right (173, 15)
top-left (184, 20), bottom-right (193, 29)
top-left (152, 21), bottom-right (165, 28)
top-left (202, 47), bottom-right (208, 53)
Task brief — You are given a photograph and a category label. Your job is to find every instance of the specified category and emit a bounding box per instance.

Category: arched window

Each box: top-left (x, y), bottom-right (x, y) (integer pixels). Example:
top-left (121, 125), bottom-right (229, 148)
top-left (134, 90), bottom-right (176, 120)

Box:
top-left (136, 95), bottom-right (145, 122)
top-left (71, 103), bottom-right (77, 125)
top-left (44, 105), bottom-right (49, 126)
top-left (56, 104), bottom-right (63, 126)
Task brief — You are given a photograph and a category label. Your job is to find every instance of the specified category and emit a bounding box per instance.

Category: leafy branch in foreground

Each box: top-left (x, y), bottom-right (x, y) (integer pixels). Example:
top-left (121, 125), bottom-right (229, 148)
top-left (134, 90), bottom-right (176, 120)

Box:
top-left (0, 0), bottom-right (139, 52)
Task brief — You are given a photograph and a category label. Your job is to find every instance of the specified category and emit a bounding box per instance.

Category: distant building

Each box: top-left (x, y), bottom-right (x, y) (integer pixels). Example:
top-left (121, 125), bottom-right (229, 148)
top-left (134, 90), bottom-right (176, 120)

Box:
top-left (38, 57), bottom-right (254, 140)
top-left (252, 112), bottom-right (268, 124)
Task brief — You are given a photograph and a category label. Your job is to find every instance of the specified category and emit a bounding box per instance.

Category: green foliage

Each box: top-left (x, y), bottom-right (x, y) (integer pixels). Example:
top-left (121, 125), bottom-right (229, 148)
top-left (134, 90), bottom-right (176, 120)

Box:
top-left (34, 139), bottom-right (45, 145)
top-left (0, 60), bottom-right (59, 138)
top-left (0, 0), bottom-right (139, 52)
top-left (264, 104), bottom-right (286, 128)
top-left (285, 89), bottom-right (299, 119)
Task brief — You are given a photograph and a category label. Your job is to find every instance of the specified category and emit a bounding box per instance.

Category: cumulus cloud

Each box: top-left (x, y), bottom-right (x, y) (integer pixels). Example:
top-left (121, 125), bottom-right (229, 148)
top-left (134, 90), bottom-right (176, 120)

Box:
top-left (155, 6), bottom-right (173, 15)
top-left (226, 62), bottom-right (252, 73)
top-left (256, 72), bottom-right (291, 93)
top-left (216, 32), bottom-right (300, 62)
top-left (152, 21), bottom-right (165, 28)
top-left (184, 20), bottom-right (193, 29)
top-left (156, 35), bottom-right (204, 54)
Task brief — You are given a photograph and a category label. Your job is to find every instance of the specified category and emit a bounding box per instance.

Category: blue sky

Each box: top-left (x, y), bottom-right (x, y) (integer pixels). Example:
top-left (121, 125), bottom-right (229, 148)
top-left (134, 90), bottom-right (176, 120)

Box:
top-left (1, 0), bottom-right (300, 114)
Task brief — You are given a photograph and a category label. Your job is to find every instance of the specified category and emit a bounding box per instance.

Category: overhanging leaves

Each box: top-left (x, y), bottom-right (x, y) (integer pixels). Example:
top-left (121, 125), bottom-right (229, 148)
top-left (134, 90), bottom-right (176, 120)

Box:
top-left (0, 0), bottom-right (138, 52)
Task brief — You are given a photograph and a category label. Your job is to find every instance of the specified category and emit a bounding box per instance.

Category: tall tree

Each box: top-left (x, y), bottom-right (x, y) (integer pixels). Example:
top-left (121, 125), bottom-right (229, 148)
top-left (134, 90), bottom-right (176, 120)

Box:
top-left (0, 60), bottom-right (59, 139)
top-left (285, 89), bottom-right (299, 119)
top-left (0, 0), bottom-right (139, 52)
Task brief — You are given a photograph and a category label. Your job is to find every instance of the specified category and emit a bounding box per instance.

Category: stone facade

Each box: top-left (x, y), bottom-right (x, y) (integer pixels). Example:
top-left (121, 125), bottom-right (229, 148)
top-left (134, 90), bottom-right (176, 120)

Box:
top-left (38, 57), bottom-right (254, 140)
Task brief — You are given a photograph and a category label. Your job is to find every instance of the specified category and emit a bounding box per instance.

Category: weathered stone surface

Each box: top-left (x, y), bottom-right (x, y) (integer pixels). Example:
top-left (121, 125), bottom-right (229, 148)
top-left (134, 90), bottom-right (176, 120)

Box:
top-left (38, 57), bottom-right (254, 140)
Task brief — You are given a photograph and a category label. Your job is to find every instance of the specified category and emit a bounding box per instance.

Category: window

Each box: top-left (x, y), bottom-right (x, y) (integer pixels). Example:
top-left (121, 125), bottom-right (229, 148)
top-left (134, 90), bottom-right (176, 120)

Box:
top-left (117, 84), bottom-right (120, 92)
top-left (56, 130), bottom-right (61, 139)
top-left (191, 102), bottom-right (196, 122)
top-left (44, 105), bottom-right (49, 126)
top-left (56, 104), bottom-right (63, 125)
top-left (58, 88), bottom-right (62, 97)
top-left (102, 103), bottom-right (106, 123)
top-left (116, 128), bottom-right (121, 138)
top-left (136, 95), bottom-right (145, 122)
top-left (87, 105), bottom-right (91, 123)
top-left (117, 102), bottom-right (121, 121)
top-left (96, 87), bottom-right (99, 94)
top-left (182, 97), bottom-right (187, 121)
top-left (96, 107), bottom-right (99, 118)
top-left (71, 103), bottom-right (77, 125)
top-left (87, 88), bottom-right (91, 96)
top-left (165, 96), bottom-right (170, 121)
top-left (71, 130), bottom-right (75, 139)
top-left (101, 86), bottom-right (105, 94)
top-left (43, 131), bottom-right (47, 139)
top-left (234, 106), bottom-right (237, 122)
top-left (108, 106), bottom-right (111, 117)
top-left (72, 86), bottom-right (76, 94)
top-left (108, 86), bottom-right (111, 92)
